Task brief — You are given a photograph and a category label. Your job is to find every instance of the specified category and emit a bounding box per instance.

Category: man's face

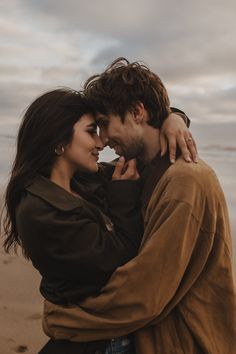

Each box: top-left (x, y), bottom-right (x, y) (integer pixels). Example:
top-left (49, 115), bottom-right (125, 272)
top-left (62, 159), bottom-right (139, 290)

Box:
top-left (96, 112), bottom-right (145, 160)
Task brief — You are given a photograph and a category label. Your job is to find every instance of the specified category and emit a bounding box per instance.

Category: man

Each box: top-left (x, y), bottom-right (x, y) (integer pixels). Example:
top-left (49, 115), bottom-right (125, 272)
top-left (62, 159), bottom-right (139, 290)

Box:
top-left (43, 58), bottom-right (236, 353)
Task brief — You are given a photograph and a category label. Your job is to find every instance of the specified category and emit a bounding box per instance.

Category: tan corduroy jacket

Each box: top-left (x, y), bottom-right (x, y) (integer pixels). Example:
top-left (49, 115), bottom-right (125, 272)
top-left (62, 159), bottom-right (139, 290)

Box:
top-left (43, 159), bottom-right (236, 354)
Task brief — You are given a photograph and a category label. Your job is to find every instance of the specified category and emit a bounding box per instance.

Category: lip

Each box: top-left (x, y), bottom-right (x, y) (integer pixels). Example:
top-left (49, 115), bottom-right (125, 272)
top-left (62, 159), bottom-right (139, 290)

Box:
top-left (92, 153), bottom-right (99, 161)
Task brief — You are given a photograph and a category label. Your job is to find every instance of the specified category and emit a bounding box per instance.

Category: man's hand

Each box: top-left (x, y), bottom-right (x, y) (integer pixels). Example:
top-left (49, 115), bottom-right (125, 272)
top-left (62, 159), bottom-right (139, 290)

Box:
top-left (160, 113), bottom-right (198, 164)
top-left (112, 157), bottom-right (140, 180)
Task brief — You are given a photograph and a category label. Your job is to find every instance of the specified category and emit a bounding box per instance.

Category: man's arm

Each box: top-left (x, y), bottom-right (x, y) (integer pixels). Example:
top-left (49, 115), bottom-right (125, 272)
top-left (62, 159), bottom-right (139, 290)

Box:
top-left (43, 170), bottom-right (212, 341)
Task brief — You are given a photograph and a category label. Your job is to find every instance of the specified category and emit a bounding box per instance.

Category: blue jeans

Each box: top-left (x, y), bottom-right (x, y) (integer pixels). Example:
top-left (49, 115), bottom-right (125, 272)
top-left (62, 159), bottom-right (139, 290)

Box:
top-left (105, 336), bottom-right (134, 354)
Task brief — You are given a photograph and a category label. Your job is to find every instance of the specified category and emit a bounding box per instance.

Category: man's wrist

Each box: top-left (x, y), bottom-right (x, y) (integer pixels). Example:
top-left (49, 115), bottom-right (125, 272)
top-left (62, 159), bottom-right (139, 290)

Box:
top-left (170, 107), bottom-right (190, 127)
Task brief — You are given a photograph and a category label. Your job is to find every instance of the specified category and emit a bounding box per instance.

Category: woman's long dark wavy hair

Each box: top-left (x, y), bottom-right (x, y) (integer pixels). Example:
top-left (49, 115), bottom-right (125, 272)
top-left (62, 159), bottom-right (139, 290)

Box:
top-left (1, 88), bottom-right (95, 254)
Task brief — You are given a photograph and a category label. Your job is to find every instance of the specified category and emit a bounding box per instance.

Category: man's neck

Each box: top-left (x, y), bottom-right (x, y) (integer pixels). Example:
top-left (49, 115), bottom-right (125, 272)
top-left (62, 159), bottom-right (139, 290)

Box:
top-left (140, 125), bottom-right (161, 163)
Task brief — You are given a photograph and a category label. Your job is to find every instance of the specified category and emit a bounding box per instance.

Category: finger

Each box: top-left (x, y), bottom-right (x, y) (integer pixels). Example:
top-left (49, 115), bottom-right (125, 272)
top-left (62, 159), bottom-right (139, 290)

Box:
top-left (123, 159), bottom-right (136, 177)
top-left (168, 134), bottom-right (177, 163)
top-left (177, 136), bottom-right (192, 163)
top-left (160, 132), bottom-right (167, 156)
top-left (183, 134), bottom-right (198, 163)
top-left (112, 156), bottom-right (125, 180)
top-left (122, 159), bottom-right (139, 180)
top-left (126, 158), bottom-right (137, 170)
top-left (134, 170), bottom-right (140, 179)
top-left (190, 137), bottom-right (198, 163)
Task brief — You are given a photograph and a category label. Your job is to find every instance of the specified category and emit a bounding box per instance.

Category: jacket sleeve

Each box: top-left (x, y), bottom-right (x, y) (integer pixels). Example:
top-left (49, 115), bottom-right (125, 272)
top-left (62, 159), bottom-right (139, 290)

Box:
top-left (170, 107), bottom-right (190, 127)
top-left (18, 180), bottom-right (143, 300)
top-left (43, 175), bottom-right (213, 341)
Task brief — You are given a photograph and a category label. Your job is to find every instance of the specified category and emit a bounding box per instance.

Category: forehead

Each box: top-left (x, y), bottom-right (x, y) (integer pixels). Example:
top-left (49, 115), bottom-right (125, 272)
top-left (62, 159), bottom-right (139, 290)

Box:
top-left (75, 113), bottom-right (96, 127)
top-left (96, 113), bottom-right (123, 126)
top-left (96, 113), bottom-right (109, 123)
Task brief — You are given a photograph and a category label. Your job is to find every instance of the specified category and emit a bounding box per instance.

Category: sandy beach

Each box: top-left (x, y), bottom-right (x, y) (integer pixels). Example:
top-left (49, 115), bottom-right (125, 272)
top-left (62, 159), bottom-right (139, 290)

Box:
top-left (0, 184), bottom-right (47, 353)
top-left (0, 143), bottom-right (43, 345)
top-left (0, 246), bottom-right (47, 354)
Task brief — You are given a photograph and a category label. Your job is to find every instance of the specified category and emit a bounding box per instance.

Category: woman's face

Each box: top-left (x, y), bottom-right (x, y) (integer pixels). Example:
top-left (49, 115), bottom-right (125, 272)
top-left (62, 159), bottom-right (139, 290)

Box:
top-left (63, 114), bottom-right (103, 173)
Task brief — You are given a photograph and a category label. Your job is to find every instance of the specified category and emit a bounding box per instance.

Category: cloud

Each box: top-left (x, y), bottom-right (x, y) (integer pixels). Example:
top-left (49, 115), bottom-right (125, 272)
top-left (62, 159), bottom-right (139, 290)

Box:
top-left (0, 0), bottom-right (235, 125)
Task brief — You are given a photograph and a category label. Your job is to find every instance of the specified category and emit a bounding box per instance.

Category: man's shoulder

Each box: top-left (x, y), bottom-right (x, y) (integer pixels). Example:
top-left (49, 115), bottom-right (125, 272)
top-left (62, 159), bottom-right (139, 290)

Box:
top-left (165, 158), bottom-right (216, 187)
top-left (151, 158), bottom-right (221, 207)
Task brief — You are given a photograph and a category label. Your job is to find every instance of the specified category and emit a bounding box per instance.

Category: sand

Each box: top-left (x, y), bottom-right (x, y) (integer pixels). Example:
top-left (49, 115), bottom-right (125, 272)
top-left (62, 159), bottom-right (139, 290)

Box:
top-left (0, 247), bottom-right (48, 353)
top-left (0, 189), bottom-right (47, 353)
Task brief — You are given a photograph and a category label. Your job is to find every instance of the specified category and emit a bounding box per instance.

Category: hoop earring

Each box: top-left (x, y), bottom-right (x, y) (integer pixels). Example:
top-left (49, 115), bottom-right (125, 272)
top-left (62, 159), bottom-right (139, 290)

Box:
top-left (54, 145), bottom-right (65, 156)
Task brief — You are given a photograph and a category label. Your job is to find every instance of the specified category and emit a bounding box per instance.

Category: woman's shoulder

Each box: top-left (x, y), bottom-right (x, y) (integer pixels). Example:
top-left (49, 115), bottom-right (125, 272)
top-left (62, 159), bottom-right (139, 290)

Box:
top-left (25, 175), bottom-right (84, 211)
top-left (16, 189), bottom-right (53, 226)
top-left (16, 175), bottom-right (85, 227)
top-left (16, 175), bottom-right (107, 228)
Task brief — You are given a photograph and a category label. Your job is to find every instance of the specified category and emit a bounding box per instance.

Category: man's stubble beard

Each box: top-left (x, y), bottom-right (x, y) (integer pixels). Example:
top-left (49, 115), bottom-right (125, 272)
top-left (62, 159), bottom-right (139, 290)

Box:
top-left (119, 138), bottom-right (146, 161)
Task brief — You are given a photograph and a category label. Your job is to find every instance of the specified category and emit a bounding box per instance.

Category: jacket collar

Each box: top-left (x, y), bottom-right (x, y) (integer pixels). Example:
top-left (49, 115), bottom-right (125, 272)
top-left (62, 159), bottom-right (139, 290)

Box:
top-left (26, 175), bottom-right (84, 211)
top-left (140, 146), bottom-right (182, 213)
top-left (140, 153), bottom-right (172, 213)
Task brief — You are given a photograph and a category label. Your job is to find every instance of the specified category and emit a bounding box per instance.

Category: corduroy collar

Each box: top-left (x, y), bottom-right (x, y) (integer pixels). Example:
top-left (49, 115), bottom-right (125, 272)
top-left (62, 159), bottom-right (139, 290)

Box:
top-left (26, 175), bottom-right (84, 211)
top-left (140, 153), bottom-right (173, 213)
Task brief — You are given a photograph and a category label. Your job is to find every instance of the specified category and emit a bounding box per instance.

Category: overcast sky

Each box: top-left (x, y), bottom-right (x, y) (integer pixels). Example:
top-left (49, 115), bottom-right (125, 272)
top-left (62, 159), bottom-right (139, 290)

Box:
top-left (0, 0), bottom-right (235, 134)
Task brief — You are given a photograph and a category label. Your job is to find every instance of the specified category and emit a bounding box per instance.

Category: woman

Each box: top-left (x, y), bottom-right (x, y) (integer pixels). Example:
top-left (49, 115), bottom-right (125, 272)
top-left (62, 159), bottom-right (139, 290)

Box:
top-left (2, 88), bottom-right (194, 354)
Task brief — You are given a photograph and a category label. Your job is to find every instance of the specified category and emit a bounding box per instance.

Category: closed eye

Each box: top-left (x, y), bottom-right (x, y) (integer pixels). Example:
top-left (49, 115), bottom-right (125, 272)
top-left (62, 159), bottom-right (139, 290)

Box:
top-left (88, 128), bottom-right (98, 135)
top-left (86, 122), bottom-right (98, 135)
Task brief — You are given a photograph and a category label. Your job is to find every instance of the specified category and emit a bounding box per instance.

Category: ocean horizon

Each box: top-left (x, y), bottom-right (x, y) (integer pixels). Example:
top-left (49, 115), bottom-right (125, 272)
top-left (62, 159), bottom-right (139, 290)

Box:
top-left (1, 122), bottom-right (235, 269)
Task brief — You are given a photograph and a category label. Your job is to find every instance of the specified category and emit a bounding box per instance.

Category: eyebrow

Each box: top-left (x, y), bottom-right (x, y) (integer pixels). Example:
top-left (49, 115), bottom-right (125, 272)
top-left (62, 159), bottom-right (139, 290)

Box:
top-left (86, 122), bottom-right (97, 129)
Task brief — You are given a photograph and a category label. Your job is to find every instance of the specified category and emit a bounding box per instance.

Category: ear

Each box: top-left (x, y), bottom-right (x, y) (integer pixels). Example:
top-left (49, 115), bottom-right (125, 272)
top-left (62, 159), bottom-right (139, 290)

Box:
top-left (133, 102), bottom-right (145, 124)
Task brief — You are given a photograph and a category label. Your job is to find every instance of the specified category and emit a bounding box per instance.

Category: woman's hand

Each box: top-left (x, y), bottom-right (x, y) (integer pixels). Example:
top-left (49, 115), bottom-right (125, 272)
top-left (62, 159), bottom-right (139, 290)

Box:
top-left (160, 113), bottom-right (198, 163)
top-left (112, 157), bottom-right (140, 181)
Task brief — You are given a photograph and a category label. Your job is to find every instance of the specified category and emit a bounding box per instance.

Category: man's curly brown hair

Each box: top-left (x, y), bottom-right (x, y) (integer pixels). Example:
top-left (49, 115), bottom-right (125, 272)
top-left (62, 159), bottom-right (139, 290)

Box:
top-left (84, 57), bottom-right (171, 128)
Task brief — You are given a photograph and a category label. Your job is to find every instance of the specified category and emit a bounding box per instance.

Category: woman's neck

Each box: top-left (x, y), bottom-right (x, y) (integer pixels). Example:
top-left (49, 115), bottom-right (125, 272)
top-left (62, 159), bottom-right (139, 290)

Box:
top-left (50, 159), bottom-right (76, 195)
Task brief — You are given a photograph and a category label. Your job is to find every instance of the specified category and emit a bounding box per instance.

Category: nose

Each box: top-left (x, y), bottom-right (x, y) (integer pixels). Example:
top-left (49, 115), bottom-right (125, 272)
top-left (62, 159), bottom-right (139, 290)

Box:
top-left (95, 134), bottom-right (104, 151)
top-left (99, 128), bottom-right (109, 147)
